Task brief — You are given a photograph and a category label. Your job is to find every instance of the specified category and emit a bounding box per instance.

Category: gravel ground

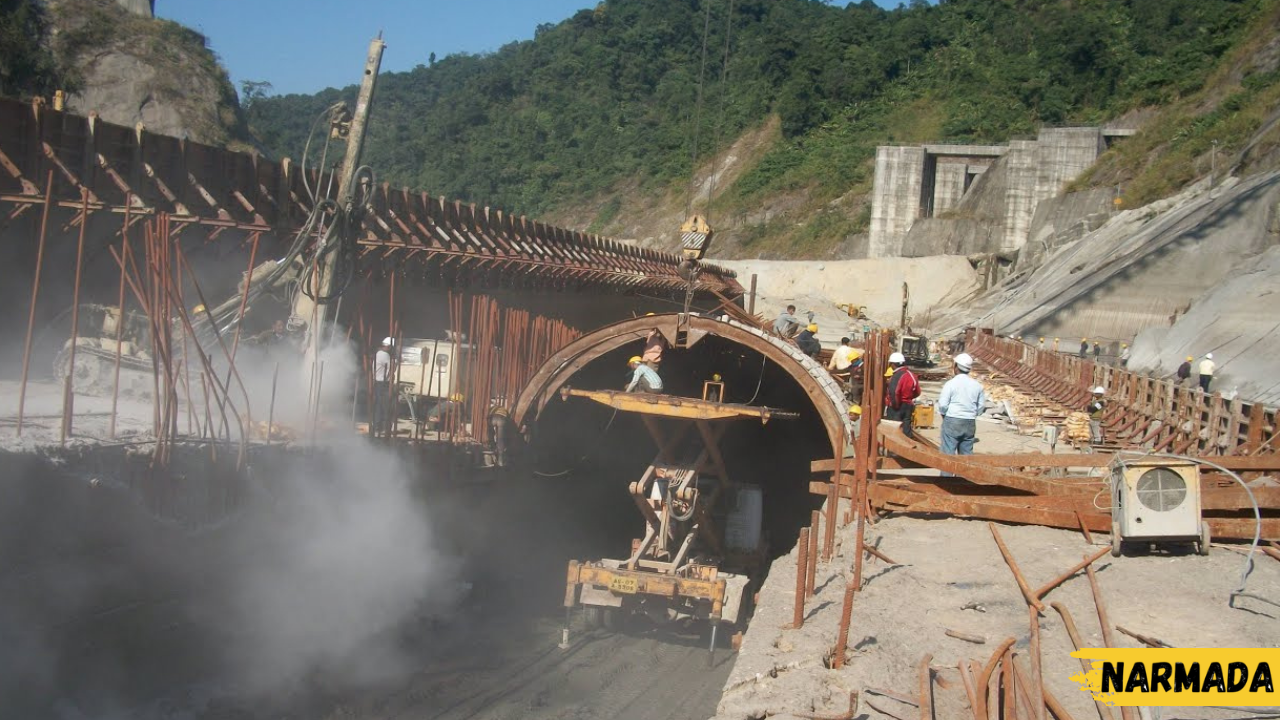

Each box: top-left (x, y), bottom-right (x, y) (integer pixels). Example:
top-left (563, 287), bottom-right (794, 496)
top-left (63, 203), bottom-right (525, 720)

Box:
top-left (715, 509), bottom-right (1280, 720)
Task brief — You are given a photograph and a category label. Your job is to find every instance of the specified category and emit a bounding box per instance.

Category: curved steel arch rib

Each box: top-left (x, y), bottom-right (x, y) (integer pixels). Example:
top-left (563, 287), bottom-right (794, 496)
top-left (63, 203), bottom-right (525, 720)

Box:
top-left (512, 313), bottom-right (852, 454)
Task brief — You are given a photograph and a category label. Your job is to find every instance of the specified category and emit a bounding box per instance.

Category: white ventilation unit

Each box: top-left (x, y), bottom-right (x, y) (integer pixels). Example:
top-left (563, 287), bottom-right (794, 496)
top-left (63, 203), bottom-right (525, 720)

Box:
top-left (1110, 459), bottom-right (1209, 556)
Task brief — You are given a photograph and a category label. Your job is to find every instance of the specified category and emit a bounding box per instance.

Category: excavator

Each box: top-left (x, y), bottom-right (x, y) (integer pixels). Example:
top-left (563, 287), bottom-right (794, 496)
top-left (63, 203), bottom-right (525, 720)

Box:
top-left (53, 254), bottom-right (310, 395)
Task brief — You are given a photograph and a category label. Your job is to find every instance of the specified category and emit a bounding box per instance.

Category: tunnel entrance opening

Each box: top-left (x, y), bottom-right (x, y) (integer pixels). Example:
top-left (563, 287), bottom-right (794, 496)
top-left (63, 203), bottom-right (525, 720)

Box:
top-left (516, 316), bottom-right (847, 653)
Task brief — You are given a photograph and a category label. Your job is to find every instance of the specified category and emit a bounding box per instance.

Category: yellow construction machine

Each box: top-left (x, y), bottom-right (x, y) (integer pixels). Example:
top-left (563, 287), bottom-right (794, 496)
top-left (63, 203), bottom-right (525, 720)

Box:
top-left (559, 384), bottom-right (797, 660)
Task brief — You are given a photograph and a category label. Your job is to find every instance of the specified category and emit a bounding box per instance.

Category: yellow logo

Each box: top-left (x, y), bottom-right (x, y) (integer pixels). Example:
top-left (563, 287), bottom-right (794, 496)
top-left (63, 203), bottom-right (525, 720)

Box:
top-left (1070, 649), bottom-right (1277, 707)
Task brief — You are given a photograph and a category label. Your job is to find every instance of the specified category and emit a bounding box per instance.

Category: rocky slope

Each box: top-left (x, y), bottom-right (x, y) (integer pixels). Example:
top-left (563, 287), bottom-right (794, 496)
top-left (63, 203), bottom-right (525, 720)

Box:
top-left (47, 0), bottom-right (253, 150)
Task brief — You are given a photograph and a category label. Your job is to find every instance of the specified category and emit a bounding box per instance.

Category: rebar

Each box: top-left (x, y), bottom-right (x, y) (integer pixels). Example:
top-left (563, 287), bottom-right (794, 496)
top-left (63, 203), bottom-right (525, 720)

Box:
top-left (793, 527), bottom-right (808, 629)
top-left (16, 170), bottom-right (55, 437)
top-left (60, 187), bottom-right (90, 445)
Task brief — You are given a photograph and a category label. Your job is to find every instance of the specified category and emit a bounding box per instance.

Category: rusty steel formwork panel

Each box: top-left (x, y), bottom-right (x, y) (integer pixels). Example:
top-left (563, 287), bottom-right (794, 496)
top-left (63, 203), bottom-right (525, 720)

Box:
top-left (0, 96), bottom-right (742, 296)
top-left (966, 331), bottom-right (1278, 456)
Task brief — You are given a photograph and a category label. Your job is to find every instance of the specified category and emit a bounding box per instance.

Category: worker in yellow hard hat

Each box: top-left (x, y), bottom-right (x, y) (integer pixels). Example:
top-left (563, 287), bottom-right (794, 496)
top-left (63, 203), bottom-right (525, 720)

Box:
top-left (1079, 338), bottom-right (1089, 358)
top-left (1037, 336), bottom-right (1046, 351)
top-left (796, 323), bottom-right (821, 358)
top-left (1176, 355), bottom-right (1194, 385)
top-left (1052, 337), bottom-right (1060, 353)
top-left (1120, 342), bottom-right (1131, 368)
top-left (625, 355), bottom-right (663, 393)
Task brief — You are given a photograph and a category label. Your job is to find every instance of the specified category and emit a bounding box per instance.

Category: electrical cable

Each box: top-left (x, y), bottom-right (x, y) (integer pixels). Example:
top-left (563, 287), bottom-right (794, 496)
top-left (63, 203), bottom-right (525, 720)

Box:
top-left (745, 353), bottom-right (768, 405)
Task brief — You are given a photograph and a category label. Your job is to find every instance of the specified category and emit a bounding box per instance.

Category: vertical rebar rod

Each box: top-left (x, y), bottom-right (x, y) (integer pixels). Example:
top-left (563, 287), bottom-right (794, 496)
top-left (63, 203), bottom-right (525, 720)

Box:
top-left (109, 198), bottom-right (132, 439)
top-left (16, 170), bottom-right (55, 437)
top-left (793, 527), bottom-right (808, 629)
top-left (267, 362), bottom-right (279, 443)
top-left (806, 509), bottom-right (819, 598)
top-left (60, 187), bottom-right (90, 445)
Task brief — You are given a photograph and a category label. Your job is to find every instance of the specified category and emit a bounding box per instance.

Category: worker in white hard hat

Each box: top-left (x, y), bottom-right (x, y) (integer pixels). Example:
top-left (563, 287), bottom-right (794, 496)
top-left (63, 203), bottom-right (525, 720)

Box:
top-left (1198, 353), bottom-right (1216, 393)
top-left (937, 353), bottom-right (986, 460)
top-left (884, 351), bottom-right (921, 439)
top-left (625, 355), bottom-right (663, 393)
top-left (1086, 386), bottom-right (1107, 445)
top-left (371, 337), bottom-right (395, 437)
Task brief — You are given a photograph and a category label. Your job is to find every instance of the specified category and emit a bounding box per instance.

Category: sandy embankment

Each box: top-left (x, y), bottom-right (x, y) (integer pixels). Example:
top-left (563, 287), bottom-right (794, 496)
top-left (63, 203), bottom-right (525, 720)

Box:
top-left (717, 257), bottom-right (982, 343)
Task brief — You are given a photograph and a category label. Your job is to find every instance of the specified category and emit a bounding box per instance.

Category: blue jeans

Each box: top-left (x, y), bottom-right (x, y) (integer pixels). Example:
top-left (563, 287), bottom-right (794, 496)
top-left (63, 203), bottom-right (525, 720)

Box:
top-left (941, 417), bottom-right (976, 456)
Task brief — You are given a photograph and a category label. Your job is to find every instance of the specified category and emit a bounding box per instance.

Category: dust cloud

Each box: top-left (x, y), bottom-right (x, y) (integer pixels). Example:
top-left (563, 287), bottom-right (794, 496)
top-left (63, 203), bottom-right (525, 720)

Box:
top-left (0, 339), bottom-right (465, 716)
top-left (218, 439), bottom-right (464, 696)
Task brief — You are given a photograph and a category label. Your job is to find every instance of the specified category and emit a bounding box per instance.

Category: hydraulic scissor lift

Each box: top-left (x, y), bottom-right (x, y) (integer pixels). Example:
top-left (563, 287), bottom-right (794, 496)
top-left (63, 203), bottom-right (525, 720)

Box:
top-left (558, 386), bottom-right (797, 658)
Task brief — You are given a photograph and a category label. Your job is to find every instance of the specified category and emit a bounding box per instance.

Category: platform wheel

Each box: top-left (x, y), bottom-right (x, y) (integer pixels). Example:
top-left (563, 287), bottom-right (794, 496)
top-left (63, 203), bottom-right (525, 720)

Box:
top-left (1110, 521), bottom-right (1123, 558)
top-left (1199, 521), bottom-right (1211, 556)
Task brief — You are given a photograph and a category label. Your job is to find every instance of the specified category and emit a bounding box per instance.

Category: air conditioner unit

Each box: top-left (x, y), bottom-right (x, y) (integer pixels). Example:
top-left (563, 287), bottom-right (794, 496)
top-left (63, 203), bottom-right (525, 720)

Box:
top-left (1109, 459), bottom-right (1209, 557)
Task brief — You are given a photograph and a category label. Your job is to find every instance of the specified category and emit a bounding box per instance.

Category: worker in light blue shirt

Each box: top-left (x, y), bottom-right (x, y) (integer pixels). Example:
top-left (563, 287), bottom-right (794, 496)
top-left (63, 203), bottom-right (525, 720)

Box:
top-left (937, 353), bottom-right (986, 456)
top-left (625, 355), bottom-right (664, 393)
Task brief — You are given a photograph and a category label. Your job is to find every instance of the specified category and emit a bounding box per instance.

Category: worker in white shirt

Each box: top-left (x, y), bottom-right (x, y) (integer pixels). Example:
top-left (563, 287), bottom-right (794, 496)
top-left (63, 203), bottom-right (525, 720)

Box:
top-left (828, 337), bottom-right (862, 389)
top-left (936, 353), bottom-right (986, 456)
top-left (1199, 353), bottom-right (1216, 392)
top-left (372, 337), bottom-right (394, 437)
top-left (625, 356), bottom-right (664, 393)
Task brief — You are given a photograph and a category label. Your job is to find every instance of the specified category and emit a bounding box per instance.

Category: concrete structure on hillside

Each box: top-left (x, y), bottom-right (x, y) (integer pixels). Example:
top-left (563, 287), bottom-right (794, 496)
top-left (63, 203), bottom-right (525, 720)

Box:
top-left (869, 127), bottom-right (1135, 258)
top-left (116, 0), bottom-right (155, 17)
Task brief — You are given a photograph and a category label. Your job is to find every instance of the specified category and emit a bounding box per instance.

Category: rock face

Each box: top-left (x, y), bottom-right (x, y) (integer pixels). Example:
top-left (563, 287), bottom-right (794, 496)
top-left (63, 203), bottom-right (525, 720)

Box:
top-left (114, 0), bottom-right (152, 17)
top-left (50, 0), bottom-right (253, 150)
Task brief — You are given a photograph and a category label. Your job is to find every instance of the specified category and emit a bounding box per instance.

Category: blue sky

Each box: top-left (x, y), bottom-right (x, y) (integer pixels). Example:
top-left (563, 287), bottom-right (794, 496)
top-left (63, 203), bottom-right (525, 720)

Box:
top-left (159, 0), bottom-right (905, 97)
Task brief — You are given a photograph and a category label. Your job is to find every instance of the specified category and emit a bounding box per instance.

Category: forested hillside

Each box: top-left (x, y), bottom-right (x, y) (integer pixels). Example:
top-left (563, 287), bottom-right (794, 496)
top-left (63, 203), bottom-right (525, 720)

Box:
top-left (247, 0), bottom-right (1276, 258)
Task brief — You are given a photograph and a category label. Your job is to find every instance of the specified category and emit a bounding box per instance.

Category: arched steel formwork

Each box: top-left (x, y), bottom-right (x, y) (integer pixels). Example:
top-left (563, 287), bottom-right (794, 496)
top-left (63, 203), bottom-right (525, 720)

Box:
top-left (512, 313), bottom-right (853, 454)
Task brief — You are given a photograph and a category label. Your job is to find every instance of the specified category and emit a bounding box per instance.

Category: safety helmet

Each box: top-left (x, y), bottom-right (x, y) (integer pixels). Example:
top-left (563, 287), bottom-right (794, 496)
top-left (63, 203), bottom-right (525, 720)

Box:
top-left (1186, 356), bottom-right (1193, 362)
top-left (954, 353), bottom-right (974, 371)
top-left (1081, 337), bottom-right (1087, 342)
top-left (449, 392), bottom-right (465, 402)
top-left (712, 373), bottom-right (722, 382)
top-left (806, 324), bottom-right (818, 333)
top-left (1039, 337), bottom-right (1045, 342)
top-left (1093, 386), bottom-right (1105, 395)
top-left (645, 312), bottom-right (655, 316)
top-left (1206, 353), bottom-right (1214, 360)
top-left (1122, 343), bottom-right (1128, 348)
top-left (381, 337), bottom-right (393, 346)
top-left (628, 356), bottom-right (643, 365)
top-left (889, 351), bottom-right (906, 364)
top-left (193, 304), bottom-right (205, 314)
top-left (848, 405), bottom-right (862, 416)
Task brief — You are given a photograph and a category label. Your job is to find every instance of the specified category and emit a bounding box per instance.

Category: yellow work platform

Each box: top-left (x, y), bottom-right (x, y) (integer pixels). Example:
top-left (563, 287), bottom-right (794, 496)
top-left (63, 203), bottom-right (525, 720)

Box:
top-left (559, 387), bottom-right (799, 423)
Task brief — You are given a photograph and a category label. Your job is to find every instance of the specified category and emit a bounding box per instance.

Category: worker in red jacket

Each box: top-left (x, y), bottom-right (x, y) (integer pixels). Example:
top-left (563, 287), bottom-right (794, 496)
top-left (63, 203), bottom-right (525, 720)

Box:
top-left (884, 351), bottom-right (922, 438)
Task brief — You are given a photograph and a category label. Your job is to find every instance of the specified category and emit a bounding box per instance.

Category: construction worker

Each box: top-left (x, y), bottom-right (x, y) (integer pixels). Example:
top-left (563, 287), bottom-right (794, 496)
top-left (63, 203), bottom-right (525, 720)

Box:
top-left (884, 351), bottom-right (921, 439)
top-left (937, 353), bottom-right (986, 457)
top-left (1087, 387), bottom-right (1107, 445)
top-left (796, 324), bottom-right (821, 358)
top-left (1120, 343), bottom-right (1131, 368)
top-left (706, 372), bottom-right (723, 402)
top-left (1199, 353), bottom-right (1216, 392)
top-left (848, 404), bottom-right (862, 436)
top-left (1052, 337), bottom-right (1060, 353)
top-left (1091, 341), bottom-right (1101, 359)
top-left (1038, 337), bottom-right (1045, 351)
top-left (642, 326), bottom-right (667, 367)
top-left (489, 403), bottom-right (511, 467)
top-left (371, 337), bottom-right (393, 437)
top-left (625, 356), bottom-right (663, 393)
top-left (773, 304), bottom-right (804, 338)
top-left (1176, 355), bottom-right (1194, 384)
top-left (828, 336), bottom-right (860, 386)
top-left (1079, 338), bottom-right (1088, 358)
